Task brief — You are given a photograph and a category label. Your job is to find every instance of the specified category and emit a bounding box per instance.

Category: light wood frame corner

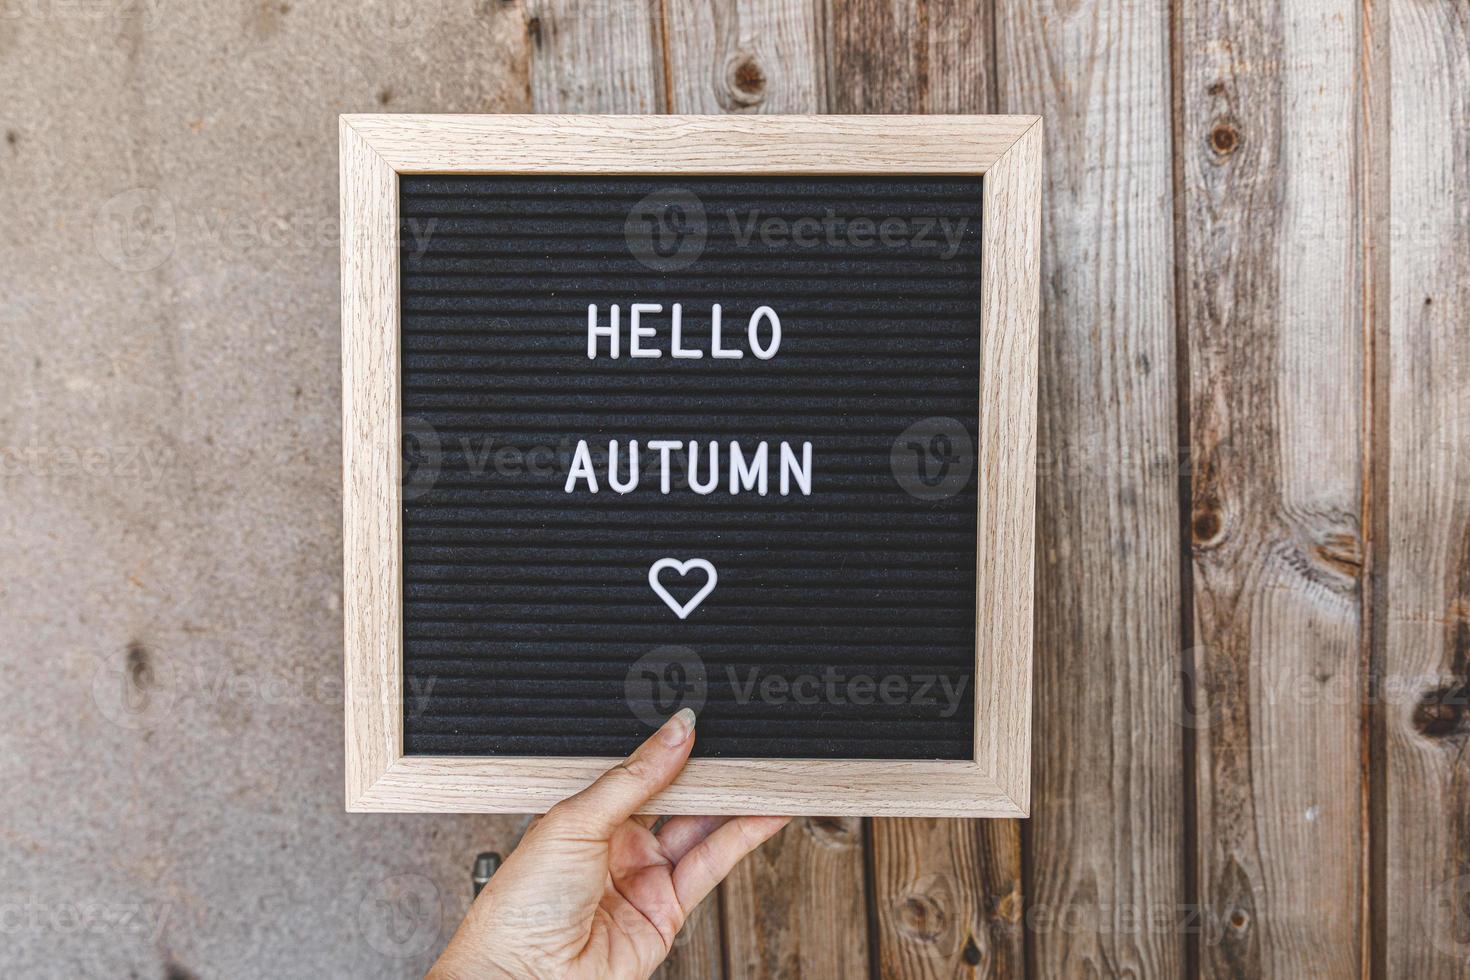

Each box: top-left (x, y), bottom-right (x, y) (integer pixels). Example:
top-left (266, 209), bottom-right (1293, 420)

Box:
top-left (341, 114), bottom-right (1040, 817)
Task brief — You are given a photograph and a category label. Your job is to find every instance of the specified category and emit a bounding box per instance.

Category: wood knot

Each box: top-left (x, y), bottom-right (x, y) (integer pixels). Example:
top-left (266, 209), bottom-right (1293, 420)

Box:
top-left (725, 54), bottom-right (767, 108)
top-left (1412, 681), bottom-right (1469, 739)
top-left (994, 882), bottom-right (1022, 922)
top-left (961, 935), bottom-right (982, 966)
top-left (1209, 121), bottom-right (1240, 156)
top-left (802, 815), bottom-right (857, 846)
top-left (896, 894), bottom-right (947, 942)
top-left (1313, 532), bottom-right (1364, 580)
top-left (1228, 907), bottom-right (1250, 931)
top-left (733, 56), bottom-right (765, 94)
top-left (1192, 508), bottom-right (1222, 546)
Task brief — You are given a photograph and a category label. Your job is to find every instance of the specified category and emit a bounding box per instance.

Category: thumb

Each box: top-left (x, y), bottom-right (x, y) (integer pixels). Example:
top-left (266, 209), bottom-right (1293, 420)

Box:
top-left (548, 708), bottom-right (697, 838)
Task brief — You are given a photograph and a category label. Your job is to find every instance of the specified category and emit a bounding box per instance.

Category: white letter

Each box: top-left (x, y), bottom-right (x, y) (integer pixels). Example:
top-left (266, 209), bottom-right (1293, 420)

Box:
top-left (780, 441), bottom-right (812, 496)
top-left (565, 439), bottom-right (599, 492)
top-left (607, 440), bottom-right (639, 493)
top-left (587, 304), bottom-right (620, 359)
top-left (747, 306), bottom-right (781, 359)
top-left (629, 303), bottom-right (663, 358)
top-left (689, 441), bottom-right (719, 494)
top-left (647, 440), bottom-right (681, 493)
top-left (729, 440), bottom-right (768, 495)
top-left (710, 303), bottom-right (743, 359)
top-left (670, 303), bottom-right (702, 359)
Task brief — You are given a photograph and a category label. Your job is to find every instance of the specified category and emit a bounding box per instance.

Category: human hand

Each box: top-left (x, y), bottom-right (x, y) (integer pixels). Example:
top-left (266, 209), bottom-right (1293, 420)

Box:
top-left (427, 709), bottom-right (790, 980)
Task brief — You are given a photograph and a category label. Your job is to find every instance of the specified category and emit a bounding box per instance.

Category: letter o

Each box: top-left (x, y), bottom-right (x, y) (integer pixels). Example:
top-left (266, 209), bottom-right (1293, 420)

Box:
top-left (747, 306), bottom-right (781, 360)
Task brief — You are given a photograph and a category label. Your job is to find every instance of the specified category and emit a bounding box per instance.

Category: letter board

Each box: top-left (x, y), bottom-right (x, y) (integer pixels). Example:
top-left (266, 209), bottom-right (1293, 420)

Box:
top-left (343, 115), bottom-right (1039, 816)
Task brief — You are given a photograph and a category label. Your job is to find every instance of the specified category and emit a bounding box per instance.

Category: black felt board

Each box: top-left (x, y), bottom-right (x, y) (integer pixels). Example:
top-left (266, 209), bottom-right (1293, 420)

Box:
top-left (399, 174), bottom-right (982, 760)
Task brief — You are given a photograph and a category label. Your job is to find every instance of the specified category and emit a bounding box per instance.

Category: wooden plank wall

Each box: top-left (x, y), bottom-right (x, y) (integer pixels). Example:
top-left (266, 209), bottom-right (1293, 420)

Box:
top-left (503, 0), bottom-right (1470, 975)
top-left (1177, 0), bottom-right (1366, 977)
top-left (1382, 2), bottom-right (1470, 978)
top-left (1000, 0), bottom-right (1186, 976)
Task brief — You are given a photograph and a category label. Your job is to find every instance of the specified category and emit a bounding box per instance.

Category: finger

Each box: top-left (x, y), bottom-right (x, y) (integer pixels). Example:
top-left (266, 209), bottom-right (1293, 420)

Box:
top-left (673, 815), bottom-right (790, 913)
top-left (656, 815), bottom-right (730, 863)
top-left (548, 709), bottom-right (696, 838)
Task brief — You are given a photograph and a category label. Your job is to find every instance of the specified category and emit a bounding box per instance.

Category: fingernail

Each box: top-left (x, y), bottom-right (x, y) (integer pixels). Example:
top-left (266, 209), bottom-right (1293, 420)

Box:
top-left (661, 707), bottom-right (696, 746)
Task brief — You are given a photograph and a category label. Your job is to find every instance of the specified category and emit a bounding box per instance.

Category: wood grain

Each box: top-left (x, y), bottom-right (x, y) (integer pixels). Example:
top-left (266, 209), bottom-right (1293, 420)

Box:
top-left (996, 0), bottom-right (1187, 974)
top-left (826, 0), bottom-right (923, 114)
top-left (825, 0), bottom-right (995, 115)
top-left (340, 112), bottom-right (1038, 174)
top-left (664, 0), bottom-right (826, 113)
top-left (1383, 0), bottom-right (1470, 975)
top-left (722, 816), bottom-right (871, 978)
top-left (920, 0), bottom-right (998, 115)
top-left (824, 11), bottom-right (1028, 978)
top-left (1177, 0), bottom-right (1367, 974)
top-left (870, 819), bottom-right (1023, 977)
top-left (340, 118), bottom-right (403, 809)
top-left (523, 0), bottom-right (667, 113)
top-left (357, 757), bottom-right (1020, 816)
top-left (975, 120), bottom-right (1039, 812)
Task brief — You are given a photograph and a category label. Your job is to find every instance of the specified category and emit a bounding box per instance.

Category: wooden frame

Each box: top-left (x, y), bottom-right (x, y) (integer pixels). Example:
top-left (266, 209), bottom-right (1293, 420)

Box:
top-left (341, 114), bottom-right (1040, 817)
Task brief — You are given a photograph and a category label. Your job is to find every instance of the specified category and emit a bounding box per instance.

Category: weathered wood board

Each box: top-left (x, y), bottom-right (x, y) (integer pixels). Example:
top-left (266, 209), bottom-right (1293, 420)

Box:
top-left (1178, 0), bottom-right (1367, 974)
top-left (999, 0), bottom-right (1188, 973)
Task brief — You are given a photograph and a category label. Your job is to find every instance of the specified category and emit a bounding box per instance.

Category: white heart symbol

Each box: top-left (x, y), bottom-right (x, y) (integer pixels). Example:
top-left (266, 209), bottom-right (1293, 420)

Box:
top-left (648, 558), bottom-right (718, 621)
